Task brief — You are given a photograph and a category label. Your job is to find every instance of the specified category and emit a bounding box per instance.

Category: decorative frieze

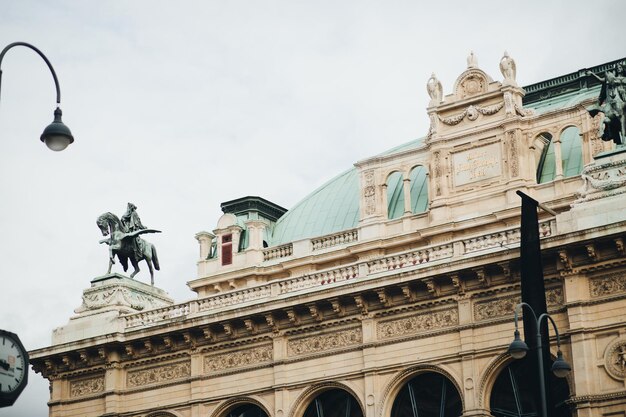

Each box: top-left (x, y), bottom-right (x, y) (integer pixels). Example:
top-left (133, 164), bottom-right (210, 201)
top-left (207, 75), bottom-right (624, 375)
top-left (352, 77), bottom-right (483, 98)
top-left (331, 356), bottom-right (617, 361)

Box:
top-left (287, 328), bottom-right (362, 357)
top-left (473, 288), bottom-right (563, 321)
top-left (377, 308), bottom-right (458, 340)
top-left (604, 338), bottom-right (626, 380)
top-left (204, 345), bottom-right (273, 373)
top-left (69, 375), bottom-right (105, 397)
top-left (590, 272), bottom-right (626, 297)
top-left (127, 360), bottom-right (191, 387)
top-left (312, 229), bottom-right (358, 251)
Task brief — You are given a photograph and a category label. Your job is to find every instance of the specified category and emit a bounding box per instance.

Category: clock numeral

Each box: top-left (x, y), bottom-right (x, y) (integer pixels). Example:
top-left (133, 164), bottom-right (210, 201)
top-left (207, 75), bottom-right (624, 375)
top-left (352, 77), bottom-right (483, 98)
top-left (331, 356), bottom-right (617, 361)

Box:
top-left (14, 378), bottom-right (19, 383)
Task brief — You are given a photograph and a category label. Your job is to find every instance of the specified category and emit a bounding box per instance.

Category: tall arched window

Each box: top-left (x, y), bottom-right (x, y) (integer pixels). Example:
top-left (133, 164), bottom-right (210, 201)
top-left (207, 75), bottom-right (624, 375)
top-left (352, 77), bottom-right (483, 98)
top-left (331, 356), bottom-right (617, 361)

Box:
top-left (537, 127), bottom-right (583, 183)
top-left (490, 360), bottom-right (571, 417)
top-left (226, 404), bottom-right (269, 417)
top-left (535, 132), bottom-right (553, 183)
top-left (387, 171), bottom-right (404, 220)
top-left (560, 126), bottom-right (583, 178)
top-left (303, 389), bottom-right (363, 417)
top-left (390, 372), bottom-right (462, 417)
top-left (409, 165), bottom-right (428, 213)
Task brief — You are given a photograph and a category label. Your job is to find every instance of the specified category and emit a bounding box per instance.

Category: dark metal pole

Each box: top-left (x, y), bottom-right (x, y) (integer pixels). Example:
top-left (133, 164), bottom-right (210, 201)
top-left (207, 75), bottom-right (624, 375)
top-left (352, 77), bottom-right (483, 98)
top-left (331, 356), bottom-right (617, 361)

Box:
top-left (0, 41), bottom-right (62, 106)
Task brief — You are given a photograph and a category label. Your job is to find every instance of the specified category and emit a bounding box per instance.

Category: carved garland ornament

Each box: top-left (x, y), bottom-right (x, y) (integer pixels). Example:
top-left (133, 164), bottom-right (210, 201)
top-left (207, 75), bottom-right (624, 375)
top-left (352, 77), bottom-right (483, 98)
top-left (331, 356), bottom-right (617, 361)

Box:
top-left (438, 102), bottom-right (504, 126)
top-left (604, 338), bottom-right (626, 380)
top-left (204, 344), bottom-right (273, 372)
top-left (70, 375), bottom-right (105, 397)
top-left (377, 308), bottom-right (458, 340)
top-left (287, 328), bottom-right (362, 356)
top-left (127, 360), bottom-right (191, 387)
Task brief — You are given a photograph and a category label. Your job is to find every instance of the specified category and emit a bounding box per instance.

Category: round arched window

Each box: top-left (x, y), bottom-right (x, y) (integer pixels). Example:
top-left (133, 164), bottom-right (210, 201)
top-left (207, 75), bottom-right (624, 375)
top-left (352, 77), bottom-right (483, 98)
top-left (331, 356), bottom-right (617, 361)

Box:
top-left (302, 389), bottom-right (363, 417)
top-left (390, 372), bottom-right (462, 417)
top-left (226, 403), bottom-right (269, 417)
top-left (490, 359), bottom-right (571, 417)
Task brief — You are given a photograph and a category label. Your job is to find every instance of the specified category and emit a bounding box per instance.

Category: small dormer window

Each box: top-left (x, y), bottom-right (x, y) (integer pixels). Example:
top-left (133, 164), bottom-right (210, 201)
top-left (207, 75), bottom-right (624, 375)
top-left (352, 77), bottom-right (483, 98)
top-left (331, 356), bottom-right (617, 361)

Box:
top-left (222, 234), bottom-right (233, 265)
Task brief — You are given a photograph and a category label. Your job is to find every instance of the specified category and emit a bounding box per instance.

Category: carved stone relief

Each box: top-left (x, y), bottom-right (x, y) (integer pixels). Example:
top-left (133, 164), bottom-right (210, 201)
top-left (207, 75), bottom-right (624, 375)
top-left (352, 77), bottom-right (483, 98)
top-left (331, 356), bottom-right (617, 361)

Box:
top-left (287, 328), bottom-right (362, 356)
top-left (377, 308), bottom-right (459, 340)
top-left (508, 131), bottom-right (519, 177)
top-left (204, 344), bottom-right (273, 372)
top-left (474, 288), bottom-right (563, 321)
top-left (363, 170), bottom-right (377, 216)
top-left (433, 151), bottom-right (442, 197)
top-left (127, 360), bottom-right (191, 387)
top-left (604, 338), bottom-right (626, 380)
top-left (590, 272), bottom-right (626, 297)
top-left (69, 375), bottom-right (105, 397)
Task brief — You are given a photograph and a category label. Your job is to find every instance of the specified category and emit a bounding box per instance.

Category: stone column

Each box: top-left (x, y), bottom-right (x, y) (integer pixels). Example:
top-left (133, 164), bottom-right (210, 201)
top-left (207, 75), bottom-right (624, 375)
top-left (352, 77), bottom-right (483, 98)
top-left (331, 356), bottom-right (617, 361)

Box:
top-left (403, 177), bottom-right (412, 214)
top-left (553, 137), bottom-right (564, 180)
top-left (195, 231), bottom-right (215, 260)
top-left (381, 184), bottom-right (388, 219)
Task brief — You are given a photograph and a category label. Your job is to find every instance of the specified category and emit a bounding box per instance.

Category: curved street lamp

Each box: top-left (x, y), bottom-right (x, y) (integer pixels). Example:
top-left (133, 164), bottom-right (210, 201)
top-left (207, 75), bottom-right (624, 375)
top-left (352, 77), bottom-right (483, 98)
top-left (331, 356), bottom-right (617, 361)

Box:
top-left (0, 42), bottom-right (74, 151)
top-left (508, 302), bottom-right (571, 417)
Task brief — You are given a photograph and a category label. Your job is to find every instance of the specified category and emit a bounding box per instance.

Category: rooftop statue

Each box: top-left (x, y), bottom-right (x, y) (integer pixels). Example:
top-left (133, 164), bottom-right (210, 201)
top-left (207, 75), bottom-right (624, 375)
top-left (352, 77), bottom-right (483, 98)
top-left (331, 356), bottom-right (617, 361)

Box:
top-left (427, 73), bottom-right (443, 106)
top-left (587, 62), bottom-right (626, 146)
top-left (499, 51), bottom-right (517, 86)
top-left (96, 203), bottom-right (161, 285)
top-left (467, 51), bottom-right (478, 68)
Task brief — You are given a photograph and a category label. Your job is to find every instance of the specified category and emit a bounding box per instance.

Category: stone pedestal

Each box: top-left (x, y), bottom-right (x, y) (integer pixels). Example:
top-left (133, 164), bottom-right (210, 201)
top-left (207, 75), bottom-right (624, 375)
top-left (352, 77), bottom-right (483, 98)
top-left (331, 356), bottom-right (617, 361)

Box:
top-left (52, 273), bottom-right (174, 344)
top-left (558, 148), bottom-right (626, 233)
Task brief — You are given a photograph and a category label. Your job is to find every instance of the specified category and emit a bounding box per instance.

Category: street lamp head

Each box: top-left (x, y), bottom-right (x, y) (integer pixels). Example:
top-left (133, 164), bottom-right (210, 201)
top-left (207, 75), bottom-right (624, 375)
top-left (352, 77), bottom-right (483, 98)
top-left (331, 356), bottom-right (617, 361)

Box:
top-left (508, 329), bottom-right (529, 359)
top-left (551, 351), bottom-right (571, 378)
top-left (40, 107), bottom-right (74, 151)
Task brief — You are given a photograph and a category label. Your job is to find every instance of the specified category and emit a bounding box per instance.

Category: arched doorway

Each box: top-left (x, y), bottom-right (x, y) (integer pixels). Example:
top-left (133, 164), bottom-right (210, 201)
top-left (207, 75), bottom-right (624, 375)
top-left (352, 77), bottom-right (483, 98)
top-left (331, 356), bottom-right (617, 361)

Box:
top-left (490, 359), bottom-right (571, 417)
top-left (302, 389), bottom-right (363, 417)
top-left (226, 403), bottom-right (269, 417)
top-left (390, 372), bottom-right (462, 417)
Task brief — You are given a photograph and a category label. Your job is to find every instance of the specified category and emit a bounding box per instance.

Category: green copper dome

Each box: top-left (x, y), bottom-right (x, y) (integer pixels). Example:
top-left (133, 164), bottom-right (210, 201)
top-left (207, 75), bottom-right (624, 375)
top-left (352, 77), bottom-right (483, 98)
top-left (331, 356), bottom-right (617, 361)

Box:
top-left (269, 137), bottom-right (426, 246)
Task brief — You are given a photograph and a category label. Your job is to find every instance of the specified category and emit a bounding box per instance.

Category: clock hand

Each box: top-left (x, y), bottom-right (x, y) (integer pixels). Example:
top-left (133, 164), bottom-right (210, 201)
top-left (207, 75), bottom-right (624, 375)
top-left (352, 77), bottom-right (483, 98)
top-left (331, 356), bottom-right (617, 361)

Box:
top-left (0, 359), bottom-right (9, 371)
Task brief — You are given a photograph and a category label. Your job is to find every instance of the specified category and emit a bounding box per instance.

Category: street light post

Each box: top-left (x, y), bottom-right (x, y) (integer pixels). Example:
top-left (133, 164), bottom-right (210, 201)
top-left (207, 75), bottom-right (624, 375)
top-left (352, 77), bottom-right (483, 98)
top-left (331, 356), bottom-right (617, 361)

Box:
top-left (508, 302), bottom-right (571, 417)
top-left (0, 41), bottom-right (74, 151)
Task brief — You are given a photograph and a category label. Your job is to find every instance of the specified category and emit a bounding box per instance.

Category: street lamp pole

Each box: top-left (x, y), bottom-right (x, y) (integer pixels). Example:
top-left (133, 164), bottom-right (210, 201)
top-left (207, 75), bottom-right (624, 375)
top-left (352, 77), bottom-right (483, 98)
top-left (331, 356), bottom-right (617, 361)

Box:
top-left (508, 302), bottom-right (571, 417)
top-left (0, 41), bottom-right (74, 151)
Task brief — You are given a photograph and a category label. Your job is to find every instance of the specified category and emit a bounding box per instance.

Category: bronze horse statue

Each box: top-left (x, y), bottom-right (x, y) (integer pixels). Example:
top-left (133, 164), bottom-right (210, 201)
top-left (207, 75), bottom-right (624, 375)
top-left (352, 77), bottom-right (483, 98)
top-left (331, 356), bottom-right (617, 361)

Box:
top-left (97, 212), bottom-right (161, 285)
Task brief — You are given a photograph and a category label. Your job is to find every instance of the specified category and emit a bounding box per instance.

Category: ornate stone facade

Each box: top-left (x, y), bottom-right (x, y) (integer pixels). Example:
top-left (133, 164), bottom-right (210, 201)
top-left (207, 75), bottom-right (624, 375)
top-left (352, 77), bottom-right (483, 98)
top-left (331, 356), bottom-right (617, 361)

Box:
top-left (30, 55), bottom-right (626, 417)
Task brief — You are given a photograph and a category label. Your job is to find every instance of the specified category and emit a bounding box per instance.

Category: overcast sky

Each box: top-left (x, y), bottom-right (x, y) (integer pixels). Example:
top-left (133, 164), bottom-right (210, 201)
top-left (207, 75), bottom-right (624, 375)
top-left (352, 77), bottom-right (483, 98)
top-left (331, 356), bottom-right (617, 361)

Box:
top-left (0, 1), bottom-right (624, 415)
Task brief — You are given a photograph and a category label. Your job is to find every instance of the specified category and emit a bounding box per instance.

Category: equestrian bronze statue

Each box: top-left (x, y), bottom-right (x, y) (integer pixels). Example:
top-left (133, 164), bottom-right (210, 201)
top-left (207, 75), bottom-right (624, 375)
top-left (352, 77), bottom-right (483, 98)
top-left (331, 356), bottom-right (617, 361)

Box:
top-left (96, 203), bottom-right (161, 285)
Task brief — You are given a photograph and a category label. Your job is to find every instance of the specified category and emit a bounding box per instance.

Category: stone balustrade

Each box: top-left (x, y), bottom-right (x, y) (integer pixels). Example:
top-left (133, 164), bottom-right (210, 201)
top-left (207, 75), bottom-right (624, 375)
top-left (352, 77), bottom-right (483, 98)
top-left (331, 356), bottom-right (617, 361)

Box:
top-left (462, 221), bottom-right (552, 254)
top-left (278, 265), bottom-right (359, 294)
top-left (367, 244), bottom-right (453, 274)
top-left (123, 222), bottom-right (554, 330)
top-left (262, 243), bottom-right (293, 261)
top-left (311, 229), bottom-right (358, 251)
top-left (197, 285), bottom-right (272, 312)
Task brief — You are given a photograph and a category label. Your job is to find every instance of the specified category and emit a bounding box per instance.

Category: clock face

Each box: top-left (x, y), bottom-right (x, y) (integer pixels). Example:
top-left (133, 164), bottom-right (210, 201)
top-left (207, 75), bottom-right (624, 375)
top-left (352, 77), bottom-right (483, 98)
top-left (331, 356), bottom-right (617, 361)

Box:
top-left (0, 333), bottom-right (27, 394)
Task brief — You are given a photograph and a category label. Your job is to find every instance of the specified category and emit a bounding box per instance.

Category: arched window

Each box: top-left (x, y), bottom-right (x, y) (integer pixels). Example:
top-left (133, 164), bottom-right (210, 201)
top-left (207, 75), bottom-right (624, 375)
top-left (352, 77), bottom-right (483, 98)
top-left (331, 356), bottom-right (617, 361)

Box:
top-left (303, 389), bottom-right (363, 417)
top-left (490, 360), bottom-right (571, 417)
top-left (387, 172), bottom-right (404, 220)
top-left (226, 404), bottom-right (269, 417)
top-left (390, 372), bottom-right (462, 417)
top-left (537, 127), bottom-right (583, 183)
top-left (409, 165), bottom-right (428, 213)
top-left (560, 126), bottom-right (583, 178)
top-left (535, 132), bottom-right (553, 183)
